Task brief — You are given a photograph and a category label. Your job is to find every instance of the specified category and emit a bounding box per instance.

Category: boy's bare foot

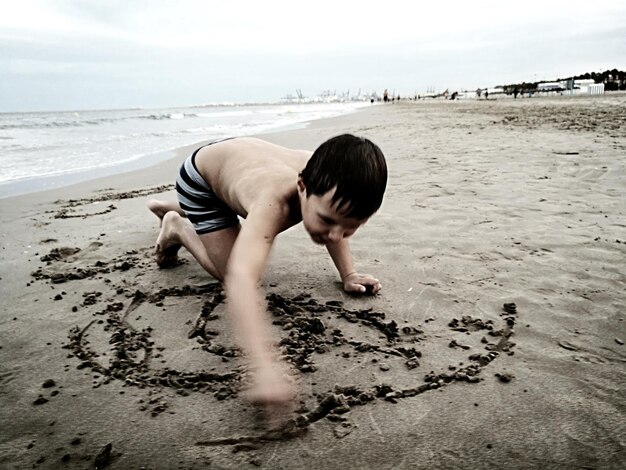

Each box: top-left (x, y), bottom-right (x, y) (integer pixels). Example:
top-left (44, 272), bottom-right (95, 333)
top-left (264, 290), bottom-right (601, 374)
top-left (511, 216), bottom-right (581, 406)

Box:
top-left (155, 211), bottom-right (183, 268)
top-left (148, 199), bottom-right (185, 223)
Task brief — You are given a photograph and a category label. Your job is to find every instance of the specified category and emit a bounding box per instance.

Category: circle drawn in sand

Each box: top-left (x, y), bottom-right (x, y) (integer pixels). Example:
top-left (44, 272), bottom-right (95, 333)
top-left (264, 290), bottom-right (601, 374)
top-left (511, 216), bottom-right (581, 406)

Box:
top-left (64, 282), bottom-right (519, 444)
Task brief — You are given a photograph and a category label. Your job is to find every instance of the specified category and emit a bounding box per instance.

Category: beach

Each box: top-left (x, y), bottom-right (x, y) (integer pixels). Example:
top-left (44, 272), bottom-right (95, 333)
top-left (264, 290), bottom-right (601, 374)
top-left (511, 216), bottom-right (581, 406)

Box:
top-left (1, 94), bottom-right (625, 469)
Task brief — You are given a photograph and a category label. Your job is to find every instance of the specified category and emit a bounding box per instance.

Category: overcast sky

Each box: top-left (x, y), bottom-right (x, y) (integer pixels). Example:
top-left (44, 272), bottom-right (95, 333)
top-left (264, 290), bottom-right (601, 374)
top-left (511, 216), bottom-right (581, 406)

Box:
top-left (1, 0), bottom-right (625, 112)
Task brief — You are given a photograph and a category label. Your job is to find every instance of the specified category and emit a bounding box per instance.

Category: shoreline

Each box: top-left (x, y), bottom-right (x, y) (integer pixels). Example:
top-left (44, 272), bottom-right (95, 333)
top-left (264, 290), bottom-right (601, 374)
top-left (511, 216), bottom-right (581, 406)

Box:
top-left (0, 147), bottom-right (182, 200)
top-left (1, 96), bottom-right (624, 469)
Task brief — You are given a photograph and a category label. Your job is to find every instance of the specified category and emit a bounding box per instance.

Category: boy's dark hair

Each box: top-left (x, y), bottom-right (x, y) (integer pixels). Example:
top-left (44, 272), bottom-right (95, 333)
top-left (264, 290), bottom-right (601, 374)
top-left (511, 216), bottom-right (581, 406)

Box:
top-left (300, 134), bottom-right (387, 219)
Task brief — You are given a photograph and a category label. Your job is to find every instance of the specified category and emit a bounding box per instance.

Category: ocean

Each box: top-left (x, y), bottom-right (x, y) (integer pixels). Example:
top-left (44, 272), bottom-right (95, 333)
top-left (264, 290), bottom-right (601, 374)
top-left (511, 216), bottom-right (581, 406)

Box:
top-left (0, 101), bottom-right (369, 198)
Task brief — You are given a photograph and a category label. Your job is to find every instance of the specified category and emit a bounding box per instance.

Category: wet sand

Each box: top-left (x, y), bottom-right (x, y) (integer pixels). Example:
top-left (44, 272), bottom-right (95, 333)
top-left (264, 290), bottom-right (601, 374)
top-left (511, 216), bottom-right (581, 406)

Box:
top-left (1, 94), bottom-right (625, 469)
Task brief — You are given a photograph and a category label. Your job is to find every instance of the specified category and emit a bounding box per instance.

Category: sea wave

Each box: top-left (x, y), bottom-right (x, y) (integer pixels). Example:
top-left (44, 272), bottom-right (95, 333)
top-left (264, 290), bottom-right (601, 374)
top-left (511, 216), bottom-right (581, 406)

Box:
top-left (0, 111), bottom-right (201, 130)
top-left (195, 110), bottom-right (254, 118)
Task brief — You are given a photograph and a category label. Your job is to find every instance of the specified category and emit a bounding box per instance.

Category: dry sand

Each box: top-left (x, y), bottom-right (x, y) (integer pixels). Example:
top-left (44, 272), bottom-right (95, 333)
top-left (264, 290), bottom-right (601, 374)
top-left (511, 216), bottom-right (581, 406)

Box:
top-left (1, 94), bottom-right (625, 469)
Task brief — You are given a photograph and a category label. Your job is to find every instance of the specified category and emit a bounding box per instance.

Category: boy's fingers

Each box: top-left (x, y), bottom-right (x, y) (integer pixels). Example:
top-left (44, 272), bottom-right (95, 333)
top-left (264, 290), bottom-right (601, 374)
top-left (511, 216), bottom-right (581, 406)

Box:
top-left (264, 398), bottom-right (296, 430)
top-left (345, 282), bottom-right (365, 293)
top-left (343, 274), bottom-right (382, 295)
top-left (345, 281), bottom-right (381, 295)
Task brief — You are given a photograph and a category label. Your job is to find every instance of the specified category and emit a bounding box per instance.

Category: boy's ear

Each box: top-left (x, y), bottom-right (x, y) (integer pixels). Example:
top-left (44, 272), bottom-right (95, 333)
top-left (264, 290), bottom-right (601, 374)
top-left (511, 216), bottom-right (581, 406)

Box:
top-left (297, 177), bottom-right (306, 196)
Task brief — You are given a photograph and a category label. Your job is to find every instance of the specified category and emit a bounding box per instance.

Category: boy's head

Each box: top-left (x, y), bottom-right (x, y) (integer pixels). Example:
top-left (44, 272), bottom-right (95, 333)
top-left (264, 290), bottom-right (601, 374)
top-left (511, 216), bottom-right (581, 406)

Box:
top-left (297, 134), bottom-right (387, 244)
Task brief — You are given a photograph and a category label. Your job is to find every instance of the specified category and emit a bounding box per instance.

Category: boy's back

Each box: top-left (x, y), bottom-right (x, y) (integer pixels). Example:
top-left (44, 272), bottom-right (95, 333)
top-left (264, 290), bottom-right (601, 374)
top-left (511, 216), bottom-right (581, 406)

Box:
top-left (195, 137), bottom-right (310, 223)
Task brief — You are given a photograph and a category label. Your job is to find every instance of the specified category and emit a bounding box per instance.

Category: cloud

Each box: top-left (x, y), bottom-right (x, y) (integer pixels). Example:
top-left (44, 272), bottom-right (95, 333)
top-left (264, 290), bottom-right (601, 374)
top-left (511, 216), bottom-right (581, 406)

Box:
top-left (1, 0), bottom-right (625, 110)
top-left (5, 0), bottom-right (626, 52)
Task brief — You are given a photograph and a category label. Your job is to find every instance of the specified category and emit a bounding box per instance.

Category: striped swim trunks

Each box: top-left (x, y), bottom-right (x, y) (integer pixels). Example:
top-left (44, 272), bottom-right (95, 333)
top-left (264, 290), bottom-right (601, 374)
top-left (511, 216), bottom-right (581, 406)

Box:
top-left (175, 144), bottom-right (240, 235)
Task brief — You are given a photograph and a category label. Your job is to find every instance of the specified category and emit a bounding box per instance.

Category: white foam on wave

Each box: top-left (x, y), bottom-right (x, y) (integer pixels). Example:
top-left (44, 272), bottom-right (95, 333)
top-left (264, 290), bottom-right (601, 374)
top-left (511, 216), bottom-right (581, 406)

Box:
top-left (196, 110), bottom-right (255, 118)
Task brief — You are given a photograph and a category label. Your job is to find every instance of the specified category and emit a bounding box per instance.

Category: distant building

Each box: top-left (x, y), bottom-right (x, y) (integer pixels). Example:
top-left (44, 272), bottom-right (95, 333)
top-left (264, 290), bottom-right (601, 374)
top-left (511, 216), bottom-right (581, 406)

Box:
top-left (573, 79), bottom-right (595, 88)
top-left (560, 79), bottom-right (605, 95)
top-left (488, 86), bottom-right (506, 95)
top-left (536, 79), bottom-right (605, 95)
top-left (537, 82), bottom-right (562, 92)
top-left (587, 83), bottom-right (605, 95)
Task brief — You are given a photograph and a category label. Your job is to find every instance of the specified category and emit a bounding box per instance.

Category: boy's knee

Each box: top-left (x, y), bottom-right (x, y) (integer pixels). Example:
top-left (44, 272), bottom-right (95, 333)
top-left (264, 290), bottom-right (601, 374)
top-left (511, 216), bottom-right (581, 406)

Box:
top-left (163, 210), bottom-right (183, 225)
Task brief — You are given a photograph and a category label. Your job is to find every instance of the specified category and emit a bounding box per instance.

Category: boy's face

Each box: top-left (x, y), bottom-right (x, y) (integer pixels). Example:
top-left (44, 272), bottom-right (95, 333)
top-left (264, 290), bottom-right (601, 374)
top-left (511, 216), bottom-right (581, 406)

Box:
top-left (297, 179), bottom-right (367, 245)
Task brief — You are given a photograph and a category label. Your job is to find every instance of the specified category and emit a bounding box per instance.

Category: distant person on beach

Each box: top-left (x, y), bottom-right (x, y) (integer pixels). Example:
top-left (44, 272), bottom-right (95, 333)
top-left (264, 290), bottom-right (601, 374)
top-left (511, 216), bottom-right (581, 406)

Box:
top-left (383, 89), bottom-right (389, 102)
top-left (147, 135), bottom-right (387, 424)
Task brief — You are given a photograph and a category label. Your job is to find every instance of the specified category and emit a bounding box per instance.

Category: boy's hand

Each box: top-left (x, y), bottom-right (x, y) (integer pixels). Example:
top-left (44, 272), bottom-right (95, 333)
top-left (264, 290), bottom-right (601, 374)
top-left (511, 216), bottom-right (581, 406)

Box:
top-left (244, 360), bottom-right (297, 429)
top-left (342, 272), bottom-right (381, 295)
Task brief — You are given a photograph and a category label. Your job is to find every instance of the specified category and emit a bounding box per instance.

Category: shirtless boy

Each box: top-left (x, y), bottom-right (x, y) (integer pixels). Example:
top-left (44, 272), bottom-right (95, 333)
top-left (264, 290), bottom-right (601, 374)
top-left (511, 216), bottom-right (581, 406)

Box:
top-left (148, 134), bottom-right (387, 416)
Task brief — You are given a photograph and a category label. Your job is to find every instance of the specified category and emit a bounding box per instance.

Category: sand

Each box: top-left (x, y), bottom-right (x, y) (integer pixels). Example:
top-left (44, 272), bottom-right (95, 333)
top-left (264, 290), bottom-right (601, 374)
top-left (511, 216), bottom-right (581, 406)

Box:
top-left (1, 94), bottom-right (625, 469)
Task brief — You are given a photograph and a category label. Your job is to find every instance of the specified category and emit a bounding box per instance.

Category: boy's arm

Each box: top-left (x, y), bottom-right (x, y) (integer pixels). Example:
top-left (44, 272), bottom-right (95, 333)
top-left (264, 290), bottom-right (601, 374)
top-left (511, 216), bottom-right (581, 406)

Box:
top-left (325, 238), bottom-right (381, 294)
top-left (224, 204), bottom-right (294, 406)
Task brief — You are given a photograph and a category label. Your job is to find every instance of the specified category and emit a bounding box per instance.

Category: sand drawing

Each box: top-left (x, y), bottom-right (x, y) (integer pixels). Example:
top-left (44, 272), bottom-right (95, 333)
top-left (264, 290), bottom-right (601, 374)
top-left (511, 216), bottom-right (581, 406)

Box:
top-left (32, 241), bottom-right (518, 448)
top-left (47, 185), bottom-right (175, 219)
